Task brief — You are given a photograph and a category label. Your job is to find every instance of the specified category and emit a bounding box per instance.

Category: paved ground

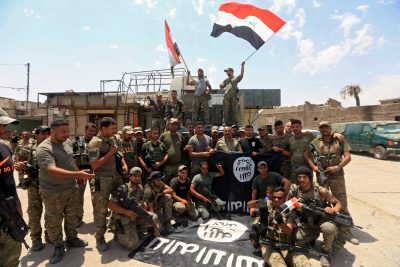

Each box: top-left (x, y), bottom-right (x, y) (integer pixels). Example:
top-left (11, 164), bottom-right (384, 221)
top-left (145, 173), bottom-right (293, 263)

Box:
top-left (17, 153), bottom-right (400, 267)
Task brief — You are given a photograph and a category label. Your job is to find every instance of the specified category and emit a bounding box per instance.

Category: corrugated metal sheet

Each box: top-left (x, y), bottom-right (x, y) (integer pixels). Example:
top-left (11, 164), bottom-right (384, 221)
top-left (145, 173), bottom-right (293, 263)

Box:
top-left (239, 89), bottom-right (281, 108)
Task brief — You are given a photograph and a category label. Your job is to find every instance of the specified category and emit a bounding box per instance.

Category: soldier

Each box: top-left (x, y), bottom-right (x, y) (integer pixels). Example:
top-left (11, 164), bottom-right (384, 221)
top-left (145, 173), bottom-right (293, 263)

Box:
top-left (190, 161), bottom-right (225, 220)
top-left (186, 68), bottom-right (212, 125)
top-left (159, 118), bottom-right (186, 184)
top-left (220, 62), bottom-right (245, 125)
top-left (133, 127), bottom-right (146, 159)
top-left (170, 165), bottom-right (199, 220)
top-left (214, 126), bottom-right (242, 152)
top-left (304, 121), bottom-right (359, 246)
top-left (239, 124), bottom-right (262, 155)
top-left (145, 92), bottom-right (166, 133)
top-left (0, 108), bottom-right (24, 267)
top-left (107, 167), bottom-right (160, 251)
top-left (118, 126), bottom-right (137, 174)
top-left (272, 120), bottom-right (292, 178)
top-left (285, 121), bottom-right (293, 134)
top-left (17, 126), bottom-right (50, 252)
top-left (288, 119), bottom-right (316, 182)
top-left (238, 127), bottom-right (245, 138)
top-left (210, 126), bottom-right (220, 149)
top-left (72, 122), bottom-right (97, 228)
top-left (165, 90), bottom-right (185, 128)
top-left (36, 119), bottom-right (93, 264)
top-left (288, 167), bottom-right (341, 267)
top-left (87, 117), bottom-right (125, 252)
top-left (250, 161), bottom-right (290, 216)
top-left (188, 121), bottom-right (213, 176)
top-left (258, 125), bottom-right (274, 153)
top-left (259, 186), bottom-right (311, 267)
top-left (139, 127), bottom-right (169, 176)
top-left (143, 171), bottom-right (174, 234)
top-left (183, 121), bottom-right (195, 144)
top-left (15, 130), bottom-right (33, 185)
top-left (231, 124), bottom-right (239, 139)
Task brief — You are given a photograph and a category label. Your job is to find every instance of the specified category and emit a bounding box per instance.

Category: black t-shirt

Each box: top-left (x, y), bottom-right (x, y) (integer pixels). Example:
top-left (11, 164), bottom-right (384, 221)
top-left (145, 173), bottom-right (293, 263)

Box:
top-left (240, 136), bottom-right (262, 153)
top-left (170, 177), bottom-right (191, 199)
top-left (252, 172), bottom-right (284, 199)
top-left (0, 143), bottom-right (17, 198)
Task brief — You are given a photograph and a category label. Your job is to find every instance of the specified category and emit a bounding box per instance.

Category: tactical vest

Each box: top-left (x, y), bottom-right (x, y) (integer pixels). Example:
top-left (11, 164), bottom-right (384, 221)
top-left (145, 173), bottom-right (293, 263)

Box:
top-left (311, 136), bottom-right (343, 169)
top-left (144, 141), bottom-right (166, 162)
top-left (265, 209), bottom-right (290, 242)
top-left (73, 136), bottom-right (91, 168)
top-left (166, 100), bottom-right (183, 119)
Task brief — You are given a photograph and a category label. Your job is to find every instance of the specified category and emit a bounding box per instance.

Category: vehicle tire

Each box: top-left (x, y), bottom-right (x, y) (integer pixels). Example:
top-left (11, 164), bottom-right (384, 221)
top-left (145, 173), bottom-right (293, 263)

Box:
top-left (374, 145), bottom-right (388, 160)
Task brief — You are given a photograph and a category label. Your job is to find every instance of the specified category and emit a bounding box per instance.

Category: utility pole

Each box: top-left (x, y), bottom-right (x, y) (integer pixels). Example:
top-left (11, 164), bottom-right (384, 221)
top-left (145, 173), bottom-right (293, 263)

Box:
top-left (26, 63), bottom-right (30, 114)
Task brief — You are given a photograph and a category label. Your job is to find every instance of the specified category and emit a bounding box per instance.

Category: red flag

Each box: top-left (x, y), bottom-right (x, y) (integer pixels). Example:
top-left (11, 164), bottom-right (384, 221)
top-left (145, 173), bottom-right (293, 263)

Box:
top-left (165, 20), bottom-right (181, 69)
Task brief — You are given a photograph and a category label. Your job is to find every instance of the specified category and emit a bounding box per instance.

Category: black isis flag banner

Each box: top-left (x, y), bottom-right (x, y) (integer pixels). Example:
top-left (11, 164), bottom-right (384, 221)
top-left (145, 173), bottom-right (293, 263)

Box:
top-left (208, 151), bottom-right (283, 214)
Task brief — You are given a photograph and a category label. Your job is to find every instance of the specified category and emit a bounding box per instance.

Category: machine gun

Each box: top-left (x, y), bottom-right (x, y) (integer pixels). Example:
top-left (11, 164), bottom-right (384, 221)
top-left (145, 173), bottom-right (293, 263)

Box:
top-left (313, 152), bottom-right (329, 186)
top-left (260, 238), bottom-right (328, 260)
top-left (300, 202), bottom-right (362, 229)
top-left (0, 197), bottom-right (30, 249)
top-left (115, 185), bottom-right (154, 225)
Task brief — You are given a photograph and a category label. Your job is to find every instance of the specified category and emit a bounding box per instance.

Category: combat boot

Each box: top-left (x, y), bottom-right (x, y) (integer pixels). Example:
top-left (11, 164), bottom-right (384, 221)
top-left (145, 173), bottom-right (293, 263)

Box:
top-left (346, 232), bottom-right (360, 245)
top-left (30, 239), bottom-right (44, 252)
top-left (96, 236), bottom-right (109, 252)
top-left (162, 221), bottom-right (174, 235)
top-left (66, 238), bottom-right (88, 248)
top-left (49, 245), bottom-right (65, 264)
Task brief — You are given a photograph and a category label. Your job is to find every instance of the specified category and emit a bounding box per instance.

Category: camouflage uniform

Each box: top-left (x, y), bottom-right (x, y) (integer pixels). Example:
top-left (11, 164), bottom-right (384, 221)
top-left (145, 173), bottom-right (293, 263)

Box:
top-left (288, 185), bottom-right (338, 253)
top-left (143, 181), bottom-right (173, 228)
top-left (0, 229), bottom-right (22, 267)
top-left (308, 135), bottom-right (352, 248)
top-left (72, 136), bottom-right (92, 224)
top-left (261, 209), bottom-right (311, 267)
top-left (214, 137), bottom-right (242, 152)
top-left (260, 135), bottom-right (274, 153)
top-left (140, 140), bottom-right (167, 174)
top-left (221, 74), bottom-right (242, 125)
top-left (15, 138), bottom-right (33, 184)
top-left (289, 134), bottom-right (315, 182)
top-left (272, 133), bottom-right (292, 178)
top-left (165, 99), bottom-right (185, 128)
top-left (25, 141), bottom-right (45, 242)
top-left (109, 184), bottom-right (159, 251)
top-left (88, 135), bottom-right (123, 239)
top-left (149, 100), bottom-right (166, 133)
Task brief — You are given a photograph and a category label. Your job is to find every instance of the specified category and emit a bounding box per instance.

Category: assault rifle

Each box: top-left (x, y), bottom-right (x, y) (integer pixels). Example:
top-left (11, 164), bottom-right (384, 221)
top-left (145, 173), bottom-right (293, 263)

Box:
top-left (300, 202), bottom-right (362, 229)
top-left (115, 185), bottom-right (154, 225)
top-left (313, 152), bottom-right (328, 186)
top-left (146, 96), bottom-right (162, 114)
top-left (197, 183), bottom-right (230, 220)
top-left (260, 238), bottom-right (328, 260)
top-left (0, 197), bottom-right (30, 249)
top-left (19, 163), bottom-right (39, 188)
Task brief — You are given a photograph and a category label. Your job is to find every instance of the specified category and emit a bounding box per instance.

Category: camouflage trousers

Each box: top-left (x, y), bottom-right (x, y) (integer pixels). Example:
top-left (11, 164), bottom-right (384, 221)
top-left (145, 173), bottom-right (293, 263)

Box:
top-left (154, 194), bottom-right (173, 222)
top-left (91, 175), bottom-right (123, 239)
top-left (41, 187), bottom-right (79, 247)
top-left (195, 197), bottom-right (226, 220)
top-left (77, 180), bottom-right (87, 221)
top-left (0, 228), bottom-right (22, 267)
top-left (294, 221), bottom-right (338, 253)
top-left (27, 185), bottom-right (44, 241)
top-left (327, 173), bottom-right (352, 248)
top-left (261, 244), bottom-right (311, 267)
top-left (111, 212), bottom-right (159, 251)
top-left (152, 118), bottom-right (166, 133)
top-left (192, 95), bottom-right (210, 124)
top-left (173, 200), bottom-right (199, 220)
top-left (223, 95), bottom-right (239, 125)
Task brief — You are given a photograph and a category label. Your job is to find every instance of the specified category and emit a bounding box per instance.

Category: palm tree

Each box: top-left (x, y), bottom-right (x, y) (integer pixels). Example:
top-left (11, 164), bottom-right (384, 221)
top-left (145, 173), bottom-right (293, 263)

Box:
top-left (340, 85), bottom-right (362, 106)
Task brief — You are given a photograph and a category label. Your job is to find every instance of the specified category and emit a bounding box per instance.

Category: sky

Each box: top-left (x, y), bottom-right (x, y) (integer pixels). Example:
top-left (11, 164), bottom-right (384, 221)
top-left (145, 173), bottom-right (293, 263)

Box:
top-left (0, 0), bottom-right (399, 107)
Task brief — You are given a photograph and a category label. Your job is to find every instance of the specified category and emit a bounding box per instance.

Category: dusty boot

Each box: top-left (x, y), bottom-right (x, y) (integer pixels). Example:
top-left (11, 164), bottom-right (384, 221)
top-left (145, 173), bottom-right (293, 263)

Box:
top-left (346, 232), bottom-right (359, 245)
top-left (319, 254), bottom-right (331, 267)
top-left (49, 245), bottom-right (65, 264)
top-left (96, 236), bottom-right (109, 252)
top-left (30, 239), bottom-right (44, 252)
top-left (66, 238), bottom-right (88, 248)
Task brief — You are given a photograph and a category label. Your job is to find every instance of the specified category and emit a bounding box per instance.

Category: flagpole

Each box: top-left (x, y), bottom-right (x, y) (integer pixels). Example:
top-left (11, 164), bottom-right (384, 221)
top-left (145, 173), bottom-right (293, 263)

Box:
top-left (243, 49), bottom-right (259, 63)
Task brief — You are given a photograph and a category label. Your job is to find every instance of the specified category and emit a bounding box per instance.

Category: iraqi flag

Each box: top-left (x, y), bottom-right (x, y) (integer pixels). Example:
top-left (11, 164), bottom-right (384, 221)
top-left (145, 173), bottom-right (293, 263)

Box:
top-left (280, 197), bottom-right (300, 212)
top-left (164, 20), bottom-right (181, 74)
top-left (210, 2), bottom-right (286, 49)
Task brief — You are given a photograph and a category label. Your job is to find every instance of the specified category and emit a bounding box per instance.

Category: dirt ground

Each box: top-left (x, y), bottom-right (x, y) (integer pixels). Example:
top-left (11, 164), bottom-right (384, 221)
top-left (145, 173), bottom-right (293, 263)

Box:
top-left (17, 153), bottom-right (400, 267)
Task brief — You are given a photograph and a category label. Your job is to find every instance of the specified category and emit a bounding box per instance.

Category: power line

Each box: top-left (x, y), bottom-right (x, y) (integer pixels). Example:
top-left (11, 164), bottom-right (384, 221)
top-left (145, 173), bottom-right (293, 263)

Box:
top-left (0, 85), bottom-right (26, 91)
top-left (0, 64), bottom-right (26, 66)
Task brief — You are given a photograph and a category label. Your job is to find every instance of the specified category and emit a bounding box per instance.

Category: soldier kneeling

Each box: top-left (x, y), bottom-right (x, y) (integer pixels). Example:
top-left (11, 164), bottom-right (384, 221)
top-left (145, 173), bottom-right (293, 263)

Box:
top-left (108, 167), bottom-right (160, 251)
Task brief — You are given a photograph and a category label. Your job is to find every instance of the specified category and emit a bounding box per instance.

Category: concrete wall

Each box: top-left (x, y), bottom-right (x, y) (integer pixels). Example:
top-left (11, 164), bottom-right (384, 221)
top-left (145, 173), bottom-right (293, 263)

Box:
top-left (256, 101), bottom-right (400, 129)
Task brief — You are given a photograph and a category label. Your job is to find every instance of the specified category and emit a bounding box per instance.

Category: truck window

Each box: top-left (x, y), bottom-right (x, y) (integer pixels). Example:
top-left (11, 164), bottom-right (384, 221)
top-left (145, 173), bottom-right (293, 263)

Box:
top-left (362, 124), bottom-right (373, 133)
top-left (346, 123), bottom-right (362, 135)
